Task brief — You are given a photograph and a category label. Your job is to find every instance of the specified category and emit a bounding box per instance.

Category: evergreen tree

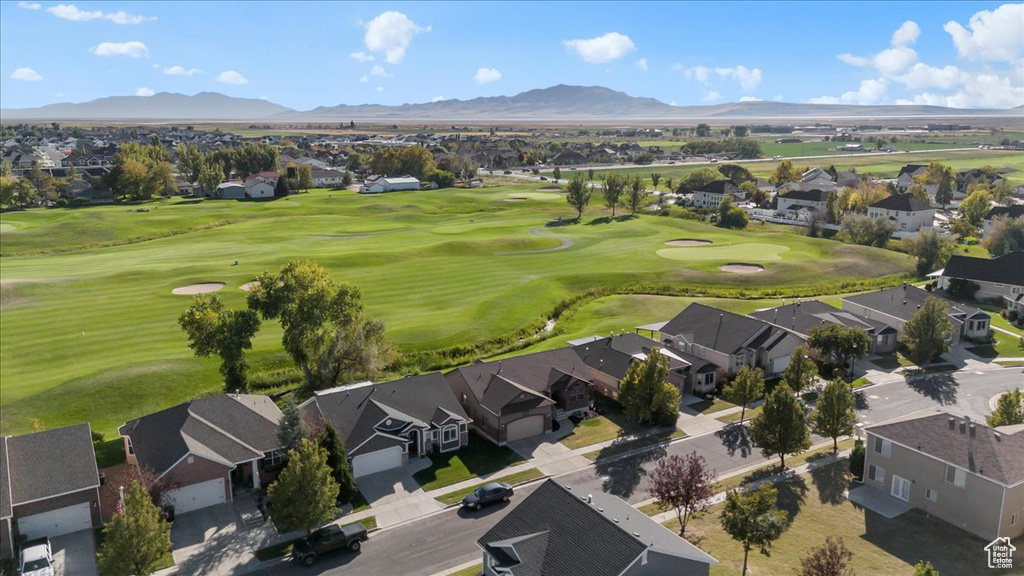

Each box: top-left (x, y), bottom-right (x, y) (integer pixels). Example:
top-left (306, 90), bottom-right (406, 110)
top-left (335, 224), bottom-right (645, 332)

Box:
top-left (267, 438), bottom-right (339, 534)
top-left (277, 395), bottom-right (307, 450)
top-left (320, 422), bottom-right (358, 504)
top-left (749, 383), bottom-right (811, 468)
top-left (97, 481), bottom-right (172, 576)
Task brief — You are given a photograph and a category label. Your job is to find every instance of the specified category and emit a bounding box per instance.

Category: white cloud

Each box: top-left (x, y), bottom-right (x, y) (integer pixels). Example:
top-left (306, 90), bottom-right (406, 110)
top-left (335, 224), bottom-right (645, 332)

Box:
top-left (54, 92), bottom-right (64, 97)
top-left (678, 65), bottom-right (711, 83)
top-left (350, 51), bottom-right (375, 63)
top-left (370, 65), bottom-right (389, 78)
top-left (363, 11), bottom-right (428, 64)
top-left (135, 87), bottom-right (155, 97)
top-left (714, 65), bottom-right (763, 91)
top-left (48, 4), bottom-right (155, 24)
top-left (151, 63), bottom-right (160, 68)
top-left (944, 4), bottom-right (1024, 62)
top-left (837, 53), bottom-right (869, 67)
top-left (896, 63), bottom-right (963, 91)
top-left (701, 91), bottom-right (723, 102)
top-left (163, 65), bottom-right (202, 76)
top-left (811, 78), bottom-right (888, 105)
top-left (10, 67), bottom-right (42, 81)
top-left (376, 86), bottom-right (384, 92)
top-left (891, 21), bottom-right (921, 46)
top-left (739, 96), bottom-right (763, 102)
top-left (17, 2), bottom-right (41, 10)
top-left (90, 41), bottom-right (148, 58)
top-left (808, 95), bottom-right (841, 105)
top-left (669, 100), bottom-right (677, 106)
top-left (359, 75), bottom-right (369, 83)
top-left (563, 32), bottom-right (636, 63)
top-left (216, 70), bottom-right (248, 85)
top-left (897, 73), bottom-right (1024, 109)
top-left (474, 67), bottom-right (502, 84)
top-left (431, 95), bottom-right (445, 102)
top-left (872, 46), bottom-right (917, 76)
top-left (636, 57), bottom-right (648, 71)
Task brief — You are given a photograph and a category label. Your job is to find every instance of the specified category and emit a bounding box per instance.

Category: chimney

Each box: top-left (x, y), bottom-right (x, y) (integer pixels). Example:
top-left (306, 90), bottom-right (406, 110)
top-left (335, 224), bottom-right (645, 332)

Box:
top-left (587, 494), bottom-right (593, 504)
top-left (497, 360), bottom-right (502, 374)
top-left (959, 421), bottom-right (966, 434)
top-left (969, 424), bottom-right (976, 437)
top-left (948, 417), bottom-right (955, 430)
top-left (994, 432), bottom-right (1001, 441)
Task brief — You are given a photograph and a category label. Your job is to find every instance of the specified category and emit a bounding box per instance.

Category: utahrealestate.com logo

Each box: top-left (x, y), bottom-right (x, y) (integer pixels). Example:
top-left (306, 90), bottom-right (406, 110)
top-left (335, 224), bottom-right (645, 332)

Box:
top-left (985, 537), bottom-right (1015, 569)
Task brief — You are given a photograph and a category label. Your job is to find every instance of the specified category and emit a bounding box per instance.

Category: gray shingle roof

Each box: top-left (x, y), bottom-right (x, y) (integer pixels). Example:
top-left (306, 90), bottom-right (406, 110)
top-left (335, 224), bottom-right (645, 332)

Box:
top-left (4, 424), bottom-right (99, 506)
top-left (573, 333), bottom-right (715, 381)
top-left (0, 440), bottom-right (11, 519)
top-left (869, 193), bottom-right (932, 212)
top-left (661, 303), bottom-right (773, 354)
top-left (868, 413), bottom-right (1024, 486)
top-left (942, 252), bottom-right (1024, 286)
top-left (843, 285), bottom-right (989, 324)
top-left (750, 299), bottom-right (888, 337)
top-left (478, 479), bottom-right (716, 576)
top-left (984, 206), bottom-right (1024, 221)
top-left (449, 349), bottom-right (593, 414)
top-left (778, 189), bottom-right (830, 203)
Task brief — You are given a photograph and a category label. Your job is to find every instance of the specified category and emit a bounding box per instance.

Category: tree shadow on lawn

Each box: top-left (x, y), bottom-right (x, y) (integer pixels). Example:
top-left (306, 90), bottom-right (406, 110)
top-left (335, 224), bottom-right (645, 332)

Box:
top-left (594, 444), bottom-right (666, 500)
top-left (715, 423), bottom-right (753, 458)
top-left (585, 215), bottom-right (636, 226)
top-left (905, 373), bottom-right (958, 405)
top-left (774, 474), bottom-right (809, 526)
top-left (810, 459), bottom-right (851, 505)
top-left (545, 218), bottom-right (578, 228)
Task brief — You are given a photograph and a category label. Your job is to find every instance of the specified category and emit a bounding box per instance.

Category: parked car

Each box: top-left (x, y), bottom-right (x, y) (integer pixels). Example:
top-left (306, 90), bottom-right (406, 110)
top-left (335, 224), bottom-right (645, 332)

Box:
top-left (19, 538), bottom-right (54, 576)
top-left (462, 482), bottom-right (514, 510)
top-left (291, 522), bottom-right (368, 566)
top-left (539, 176), bottom-right (548, 180)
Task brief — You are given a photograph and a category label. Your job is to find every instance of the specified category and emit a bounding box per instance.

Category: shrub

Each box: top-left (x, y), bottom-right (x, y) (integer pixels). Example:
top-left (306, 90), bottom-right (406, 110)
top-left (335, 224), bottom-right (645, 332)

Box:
top-left (91, 430), bottom-right (105, 444)
top-left (849, 443), bottom-right (865, 480)
top-left (947, 278), bottom-right (980, 300)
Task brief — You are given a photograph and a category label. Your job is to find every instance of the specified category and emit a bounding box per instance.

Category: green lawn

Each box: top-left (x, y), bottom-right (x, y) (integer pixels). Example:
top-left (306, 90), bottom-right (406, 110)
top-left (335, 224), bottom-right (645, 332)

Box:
top-left (0, 184), bottom-right (916, 436)
top-left (350, 491), bottom-right (371, 514)
top-left (94, 438), bottom-right (127, 468)
top-left (686, 397), bottom-right (741, 415)
top-left (967, 330), bottom-right (1023, 359)
top-left (560, 395), bottom-right (650, 450)
top-left (435, 468), bottom-right (544, 505)
top-left (715, 405), bottom-right (762, 424)
top-left (412, 432), bottom-right (524, 492)
top-left (447, 564), bottom-right (483, 576)
top-left (851, 376), bottom-right (872, 388)
top-left (582, 429), bottom-right (686, 461)
top-left (670, 463), bottom-right (1019, 576)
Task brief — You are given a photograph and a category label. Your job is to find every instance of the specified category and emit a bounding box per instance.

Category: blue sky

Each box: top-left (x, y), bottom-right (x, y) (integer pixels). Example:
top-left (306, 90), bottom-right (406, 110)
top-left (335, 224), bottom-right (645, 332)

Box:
top-left (2, 1), bottom-right (1022, 110)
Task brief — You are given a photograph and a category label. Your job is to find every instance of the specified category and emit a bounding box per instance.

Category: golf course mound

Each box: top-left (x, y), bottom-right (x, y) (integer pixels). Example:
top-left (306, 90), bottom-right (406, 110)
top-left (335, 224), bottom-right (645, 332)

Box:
top-left (664, 239), bottom-right (712, 247)
top-left (720, 263), bottom-right (765, 274)
top-left (172, 282), bottom-right (225, 295)
top-left (656, 243), bottom-right (789, 262)
top-left (238, 281), bottom-right (259, 292)
top-left (504, 197), bottom-right (528, 202)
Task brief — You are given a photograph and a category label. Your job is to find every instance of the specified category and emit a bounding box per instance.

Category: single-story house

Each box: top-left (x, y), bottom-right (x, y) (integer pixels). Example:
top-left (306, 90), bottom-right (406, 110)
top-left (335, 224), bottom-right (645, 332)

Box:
top-left (216, 181), bottom-right (246, 200)
top-left (477, 479), bottom-right (717, 576)
top-left (571, 332), bottom-right (718, 397)
top-left (750, 299), bottom-right (898, 356)
top-left (1, 424), bottom-right (102, 560)
top-left (118, 394), bottom-right (285, 514)
top-left (299, 374), bottom-right (471, 478)
top-left (863, 413), bottom-right (1024, 541)
top-left (445, 349), bottom-right (595, 445)
top-left (244, 171), bottom-right (279, 199)
top-left (867, 194), bottom-right (936, 233)
top-left (841, 285), bottom-right (991, 346)
top-left (659, 303), bottom-right (804, 376)
top-left (359, 175), bottom-right (421, 194)
top-left (982, 206), bottom-right (1024, 239)
top-left (937, 251), bottom-right (1024, 305)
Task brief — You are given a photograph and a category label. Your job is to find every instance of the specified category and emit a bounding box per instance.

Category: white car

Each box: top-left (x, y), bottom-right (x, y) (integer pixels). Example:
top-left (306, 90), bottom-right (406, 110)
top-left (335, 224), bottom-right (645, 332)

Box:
top-left (20, 538), bottom-right (54, 576)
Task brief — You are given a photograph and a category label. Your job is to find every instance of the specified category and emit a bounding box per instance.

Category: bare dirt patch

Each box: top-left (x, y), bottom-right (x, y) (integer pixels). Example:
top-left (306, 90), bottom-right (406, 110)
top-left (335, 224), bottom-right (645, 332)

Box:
top-left (172, 282), bottom-right (225, 295)
top-left (720, 263), bottom-right (765, 274)
top-left (238, 281), bottom-right (259, 292)
top-left (664, 239), bottom-right (713, 247)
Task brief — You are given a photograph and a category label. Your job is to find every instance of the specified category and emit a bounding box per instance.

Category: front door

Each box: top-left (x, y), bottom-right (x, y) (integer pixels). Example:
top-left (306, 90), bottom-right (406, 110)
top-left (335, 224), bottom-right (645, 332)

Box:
top-left (891, 475), bottom-right (911, 502)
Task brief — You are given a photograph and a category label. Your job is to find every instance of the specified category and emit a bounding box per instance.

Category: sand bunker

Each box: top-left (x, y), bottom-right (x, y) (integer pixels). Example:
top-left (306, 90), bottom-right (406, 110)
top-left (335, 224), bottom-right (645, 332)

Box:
top-left (665, 239), bottom-right (712, 247)
top-left (172, 282), bottom-right (225, 295)
top-left (238, 281), bottom-right (260, 292)
top-left (537, 186), bottom-right (563, 191)
top-left (720, 263), bottom-right (764, 274)
top-left (504, 197), bottom-right (528, 202)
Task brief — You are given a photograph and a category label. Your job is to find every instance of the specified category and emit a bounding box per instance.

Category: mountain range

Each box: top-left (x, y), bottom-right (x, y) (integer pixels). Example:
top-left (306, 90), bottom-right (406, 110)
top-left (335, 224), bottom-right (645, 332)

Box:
top-left (2, 85), bottom-right (1020, 121)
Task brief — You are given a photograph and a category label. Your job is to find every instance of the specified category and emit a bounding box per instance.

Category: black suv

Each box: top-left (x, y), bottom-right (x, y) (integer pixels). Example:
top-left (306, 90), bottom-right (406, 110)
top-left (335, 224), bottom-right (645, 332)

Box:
top-left (291, 522), bottom-right (368, 566)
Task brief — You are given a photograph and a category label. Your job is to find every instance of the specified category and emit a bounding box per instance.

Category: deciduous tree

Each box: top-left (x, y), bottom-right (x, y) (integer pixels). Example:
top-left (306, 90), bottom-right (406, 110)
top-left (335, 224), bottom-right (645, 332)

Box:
top-left (718, 163), bottom-right (753, 182)
top-left (723, 365), bottom-right (764, 423)
top-left (770, 160), bottom-right (802, 186)
top-left (267, 438), bottom-right (339, 534)
top-left (782, 345), bottom-right (818, 393)
top-left (807, 324), bottom-right (871, 374)
top-left (627, 175), bottom-right (648, 214)
top-left (198, 160), bottom-right (223, 197)
top-left (565, 174), bottom-right (591, 219)
top-left (650, 172), bottom-right (661, 190)
top-left (720, 484), bottom-right (787, 576)
top-left (986, 388), bottom-right (1024, 427)
top-left (179, 295), bottom-right (261, 391)
top-left (619, 348), bottom-right (679, 427)
top-left (749, 383), bottom-right (811, 469)
top-left (913, 561), bottom-right (940, 576)
top-left (981, 215), bottom-right (1024, 256)
top-left (552, 166), bottom-right (561, 183)
top-left (797, 536), bottom-right (855, 576)
top-left (812, 378), bottom-right (857, 452)
top-left (97, 481), bottom-right (172, 576)
top-left (297, 164), bottom-right (314, 191)
top-left (602, 173), bottom-right (626, 216)
top-left (958, 188), bottom-right (993, 228)
top-left (648, 452), bottom-right (716, 537)
top-left (903, 228), bottom-right (955, 276)
top-left (901, 296), bottom-right (953, 365)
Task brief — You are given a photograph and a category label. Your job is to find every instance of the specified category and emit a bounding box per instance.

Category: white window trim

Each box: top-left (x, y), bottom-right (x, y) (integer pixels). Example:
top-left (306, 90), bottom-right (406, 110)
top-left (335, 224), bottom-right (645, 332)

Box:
top-left (874, 438), bottom-right (891, 457)
top-left (925, 488), bottom-right (937, 502)
top-left (868, 464), bottom-right (885, 485)
top-left (442, 425), bottom-right (458, 444)
top-left (946, 464), bottom-right (966, 488)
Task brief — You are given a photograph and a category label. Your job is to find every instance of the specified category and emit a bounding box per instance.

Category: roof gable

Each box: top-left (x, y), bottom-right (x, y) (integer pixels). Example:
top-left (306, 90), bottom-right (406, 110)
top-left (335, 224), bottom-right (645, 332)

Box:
top-left (5, 424), bottom-right (99, 506)
top-left (942, 252), bottom-right (1024, 286)
top-left (661, 303), bottom-right (772, 354)
top-left (869, 193), bottom-right (932, 212)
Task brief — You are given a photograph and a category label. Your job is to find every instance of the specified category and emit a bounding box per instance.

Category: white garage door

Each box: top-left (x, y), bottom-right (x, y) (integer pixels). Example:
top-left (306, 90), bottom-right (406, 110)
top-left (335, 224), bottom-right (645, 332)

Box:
top-left (163, 478), bottom-right (226, 514)
top-left (506, 415), bottom-right (545, 442)
top-left (18, 502), bottom-right (92, 539)
top-left (772, 356), bottom-right (790, 374)
top-left (352, 446), bottom-right (403, 478)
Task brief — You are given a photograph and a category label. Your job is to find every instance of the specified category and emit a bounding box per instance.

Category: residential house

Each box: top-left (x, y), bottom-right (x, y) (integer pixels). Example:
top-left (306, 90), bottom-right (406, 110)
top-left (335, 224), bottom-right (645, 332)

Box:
top-left (571, 332), bottom-right (718, 397)
top-left (445, 349), bottom-right (594, 445)
top-left (776, 189), bottom-right (830, 221)
top-left (982, 206), bottom-right (1024, 238)
top-left (1, 424), bottom-right (102, 560)
top-left (659, 303), bottom-right (803, 376)
top-left (311, 168), bottom-right (347, 188)
top-left (692, 180), bottom-right (744, 208)
top-left (299, 374), bottom-right (470, 478)
top-left (118, 394), bottom-right (285, 514)
top-left (477, 479), bottom-right (717, 576)
top-left (841, 284), bottom-right (991, 346)
top-left (215, 181), bottom-right (246, 200)
top-left (863, 413), bottom-right (1024, 541)
top-left (359, 175), bottom-right (421, 194)
top-left (243, 171), bottom-right (278, 199)
top-left (896, 164), bottom-right (927, 189)
top-left (938, 252), bottom-right (1024, 309)
top-left (867, 194), bottom-right (936, 233)
top-left (750, 299), bottom-right (898, 356)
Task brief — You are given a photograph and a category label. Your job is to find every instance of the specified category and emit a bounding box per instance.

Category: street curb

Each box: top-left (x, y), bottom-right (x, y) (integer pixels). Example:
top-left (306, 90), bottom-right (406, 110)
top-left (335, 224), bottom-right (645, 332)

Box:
top-left (434, 474), bottom-right (552, 511)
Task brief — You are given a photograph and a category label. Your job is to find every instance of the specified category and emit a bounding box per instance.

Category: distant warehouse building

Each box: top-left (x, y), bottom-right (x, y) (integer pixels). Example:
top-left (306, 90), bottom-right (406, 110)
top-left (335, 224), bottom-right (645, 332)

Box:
top-left (359, 175), bottom-right (421, 194)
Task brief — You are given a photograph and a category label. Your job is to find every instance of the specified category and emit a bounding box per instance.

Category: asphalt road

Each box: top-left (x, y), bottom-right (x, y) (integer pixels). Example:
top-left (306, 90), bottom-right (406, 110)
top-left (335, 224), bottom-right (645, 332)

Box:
top-left (266, 367), bottom-right (1023, 576)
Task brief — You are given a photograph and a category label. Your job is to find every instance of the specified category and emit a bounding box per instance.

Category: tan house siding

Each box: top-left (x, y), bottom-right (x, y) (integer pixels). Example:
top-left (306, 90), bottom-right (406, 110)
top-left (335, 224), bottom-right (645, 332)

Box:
top-left (999, 483), bottom-right (1024, 539)
top-left (161, 455), bottom-right (232, 503)
top-left (496, 407), bottom-right (553, 445)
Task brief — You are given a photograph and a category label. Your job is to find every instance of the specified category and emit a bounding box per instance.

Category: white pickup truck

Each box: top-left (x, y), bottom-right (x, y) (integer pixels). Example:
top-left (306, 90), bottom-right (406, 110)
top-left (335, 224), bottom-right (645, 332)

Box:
top-left (19, 537), bottom-right (54, 576)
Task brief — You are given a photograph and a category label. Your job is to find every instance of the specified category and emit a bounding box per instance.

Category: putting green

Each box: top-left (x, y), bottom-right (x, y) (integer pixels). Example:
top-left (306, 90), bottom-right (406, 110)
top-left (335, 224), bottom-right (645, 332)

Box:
top-left (0, 223), bottom-right (19, 232)
top-left (507, 192), bottom-right (560, 201)
top-left (656, 243), bottom-right (790, 262)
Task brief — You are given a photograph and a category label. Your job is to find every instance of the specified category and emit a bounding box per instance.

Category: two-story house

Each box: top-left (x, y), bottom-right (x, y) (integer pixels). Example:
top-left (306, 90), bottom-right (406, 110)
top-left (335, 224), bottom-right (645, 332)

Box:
top-left (445, 349), bottom-right (594, 445)
top-left (938, 252), bottom-right (1024, 308)
top-left (863, 413), bottom-right (1024, 541)
top-left (571, 332), bottom-right (718, 397)
top-left (775, 188), bottom-right (830, 220)
top-left (981, 206), bottom-right (1024, 239)
top-left (841, 285), bottom-right (991, 346)
top-left (867, 194), bottom-right (936, 233)
top-left (896, 164), bottom-right (927, 190)
top-left (658, 303), bottom-right (804, 376)
top-left (692, 180), bottom-right (745, 208)
top-left (243, 171), bottom-right (279, 199)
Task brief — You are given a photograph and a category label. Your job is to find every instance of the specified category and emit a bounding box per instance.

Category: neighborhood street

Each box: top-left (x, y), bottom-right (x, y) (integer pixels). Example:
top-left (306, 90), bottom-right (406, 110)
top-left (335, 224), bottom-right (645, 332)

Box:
top-left (254, 366), bottom-right (1023, 576)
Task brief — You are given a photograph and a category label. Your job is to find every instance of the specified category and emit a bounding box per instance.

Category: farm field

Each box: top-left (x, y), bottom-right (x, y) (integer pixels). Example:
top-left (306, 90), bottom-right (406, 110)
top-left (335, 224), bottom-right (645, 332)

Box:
top-left (0, 184), bottom-right (915, 436)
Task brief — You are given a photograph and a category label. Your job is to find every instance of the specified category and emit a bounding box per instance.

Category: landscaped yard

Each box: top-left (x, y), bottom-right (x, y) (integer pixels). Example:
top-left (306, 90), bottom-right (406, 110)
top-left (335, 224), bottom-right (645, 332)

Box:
top-left (413, 432), bottom-right (524, 492)
top-left (582, 429), bottom-right (686, 461)
top-left (685, 396), bottom-right (740, 415)
top-left (435, 468), bottom-right (544, 505)
top-left (715, 405), bottom-right (762, 424)
top-left (666, 462), bottom-right (1019, 575)
top-left (967, 330), bottom-right (1023, 359)
top-left (448, 564), bottom-right (483, 576)
top-left (560, 396), bottom-right (648, 450)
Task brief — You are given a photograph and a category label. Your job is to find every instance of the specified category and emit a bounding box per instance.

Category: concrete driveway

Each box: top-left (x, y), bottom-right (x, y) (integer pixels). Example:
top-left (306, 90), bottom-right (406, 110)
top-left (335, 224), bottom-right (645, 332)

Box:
top-left (51, 530), bottom-right (97, 576)
top-left (507, 421), bottom-right (590, 475)
top-left (168, 502), bottom-right (278, 575)
top-left (355, 466), bottom-right (443, 526)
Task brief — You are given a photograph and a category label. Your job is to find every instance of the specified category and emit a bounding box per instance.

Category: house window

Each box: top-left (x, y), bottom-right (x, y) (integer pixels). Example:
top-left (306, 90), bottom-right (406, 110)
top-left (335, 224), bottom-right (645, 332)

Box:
top-left (873, 438), bottom-right (891, 457)
top-left (868, 464), bottom-right (885, 484)
top-left (263, 449), bottom-right (287, 471)
top-left (570, 385), bottom-right (586, 402)
top-left (442, 426), bottom-right (458, 444)
top-left (945, 465), bottom-right (966, 488)
top-left (1012, 514), bottom-right (1020, 526)
top-left (925, 488), bottom-right (937, 502)
top-left (1013, 286), bottom-right (1021, 294)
